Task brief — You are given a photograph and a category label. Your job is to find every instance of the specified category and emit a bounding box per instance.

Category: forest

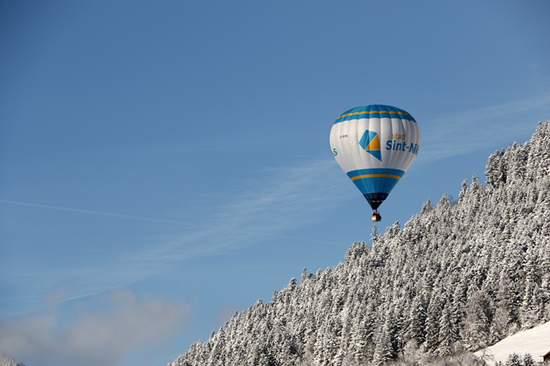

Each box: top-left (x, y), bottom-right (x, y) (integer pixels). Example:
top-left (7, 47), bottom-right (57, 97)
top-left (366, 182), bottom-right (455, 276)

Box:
top-left (170, 122), bottom-right (550, 366)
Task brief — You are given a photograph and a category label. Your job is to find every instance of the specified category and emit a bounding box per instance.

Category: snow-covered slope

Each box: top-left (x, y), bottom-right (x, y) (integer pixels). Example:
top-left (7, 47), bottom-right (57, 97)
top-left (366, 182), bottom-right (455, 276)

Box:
top-left (476, 321), bottom-right (550, 364)
top-left (0, 352), bottom-right (16, 366)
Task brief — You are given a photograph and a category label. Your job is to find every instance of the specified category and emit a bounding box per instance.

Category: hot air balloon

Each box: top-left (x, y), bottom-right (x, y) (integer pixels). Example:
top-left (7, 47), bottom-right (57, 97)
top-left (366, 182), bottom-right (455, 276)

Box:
top-left (330, 105), bottom-right (421, 222)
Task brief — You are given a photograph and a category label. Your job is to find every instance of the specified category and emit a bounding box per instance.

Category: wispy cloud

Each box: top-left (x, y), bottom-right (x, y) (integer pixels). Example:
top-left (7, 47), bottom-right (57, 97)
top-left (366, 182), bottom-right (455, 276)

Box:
top-left (0, 289), bottom-right (189, 366)
top-left (417, 93), bottom-right (550, 164)
top-left (1, 159), bottom-right (349, 259)
top-left (0, 200), bottom-right (184, 225)
top-left (1, 158), bottom-right (352, 314)
top-left (144, 159), bottom-right (349, 273)
top-left (126, 158), bottom-right (351, 265)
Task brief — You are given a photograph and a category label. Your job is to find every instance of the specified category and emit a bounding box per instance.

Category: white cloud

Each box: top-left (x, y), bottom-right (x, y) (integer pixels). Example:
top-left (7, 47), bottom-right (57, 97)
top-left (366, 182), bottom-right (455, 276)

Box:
top-left (126, 158), bottom-right (350, 265)
top-left (417, 93), bottom-right (550, 164)
top-left (0, 290), bottom-right (190, 366)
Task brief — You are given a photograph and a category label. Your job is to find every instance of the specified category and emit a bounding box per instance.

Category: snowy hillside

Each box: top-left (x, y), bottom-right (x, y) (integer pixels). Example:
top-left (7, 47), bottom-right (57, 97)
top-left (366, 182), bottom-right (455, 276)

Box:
top-left (171, 121), bottom-right (550, 366)
top-left (476, 320), bottom-right (550, 364)
top-left (0, 352), bottom-right (16, 366)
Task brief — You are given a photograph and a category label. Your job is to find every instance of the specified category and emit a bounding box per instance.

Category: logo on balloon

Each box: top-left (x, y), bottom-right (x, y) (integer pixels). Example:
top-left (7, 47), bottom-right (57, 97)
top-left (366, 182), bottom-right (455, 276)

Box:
top-left (359, 130), bottom-right (382, 161)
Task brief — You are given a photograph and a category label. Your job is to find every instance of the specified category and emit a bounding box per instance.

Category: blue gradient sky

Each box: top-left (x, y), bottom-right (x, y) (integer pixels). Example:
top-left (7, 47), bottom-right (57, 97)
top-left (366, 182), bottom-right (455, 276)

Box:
top-left (1, 1), bottom-right (550, 365)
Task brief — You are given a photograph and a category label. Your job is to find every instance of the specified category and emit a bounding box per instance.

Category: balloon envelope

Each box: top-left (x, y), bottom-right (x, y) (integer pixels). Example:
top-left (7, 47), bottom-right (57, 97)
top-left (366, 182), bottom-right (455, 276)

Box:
top-left (330, 105), bottom-right (421, 210)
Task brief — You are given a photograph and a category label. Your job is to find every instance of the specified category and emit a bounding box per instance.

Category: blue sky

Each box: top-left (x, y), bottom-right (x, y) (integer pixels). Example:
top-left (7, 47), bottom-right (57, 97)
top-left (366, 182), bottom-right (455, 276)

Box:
top-left (1, 1), bottom-right (549, 365)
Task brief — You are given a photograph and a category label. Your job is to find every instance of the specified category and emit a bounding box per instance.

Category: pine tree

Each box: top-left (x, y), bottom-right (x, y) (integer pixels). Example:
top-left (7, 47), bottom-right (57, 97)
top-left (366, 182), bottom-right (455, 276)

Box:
top-left (504, 353), bottom-right (521, 366)
top-left (523, 353), bottom-right (535, 366)
top-left (437, 306), bottom-right (456, 356)
top-left (406, 295), bottom-right (426, 346)
top-left (462, 291), bottom-right (494, 350)
top-left (372, 320), bottom-right (394, 366)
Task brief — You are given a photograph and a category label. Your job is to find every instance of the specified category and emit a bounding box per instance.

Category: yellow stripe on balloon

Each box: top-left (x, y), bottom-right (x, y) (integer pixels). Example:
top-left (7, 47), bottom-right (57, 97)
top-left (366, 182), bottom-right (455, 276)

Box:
top-left (338, 110), bottom-right (412, 120)
top-left (351, 174), bottom-right (402, 181)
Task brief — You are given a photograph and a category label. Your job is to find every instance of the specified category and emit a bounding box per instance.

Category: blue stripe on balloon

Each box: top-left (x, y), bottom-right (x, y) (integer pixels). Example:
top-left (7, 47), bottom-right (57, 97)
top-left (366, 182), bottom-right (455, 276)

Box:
top-left (351, 176), bottom-right (401, 195)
